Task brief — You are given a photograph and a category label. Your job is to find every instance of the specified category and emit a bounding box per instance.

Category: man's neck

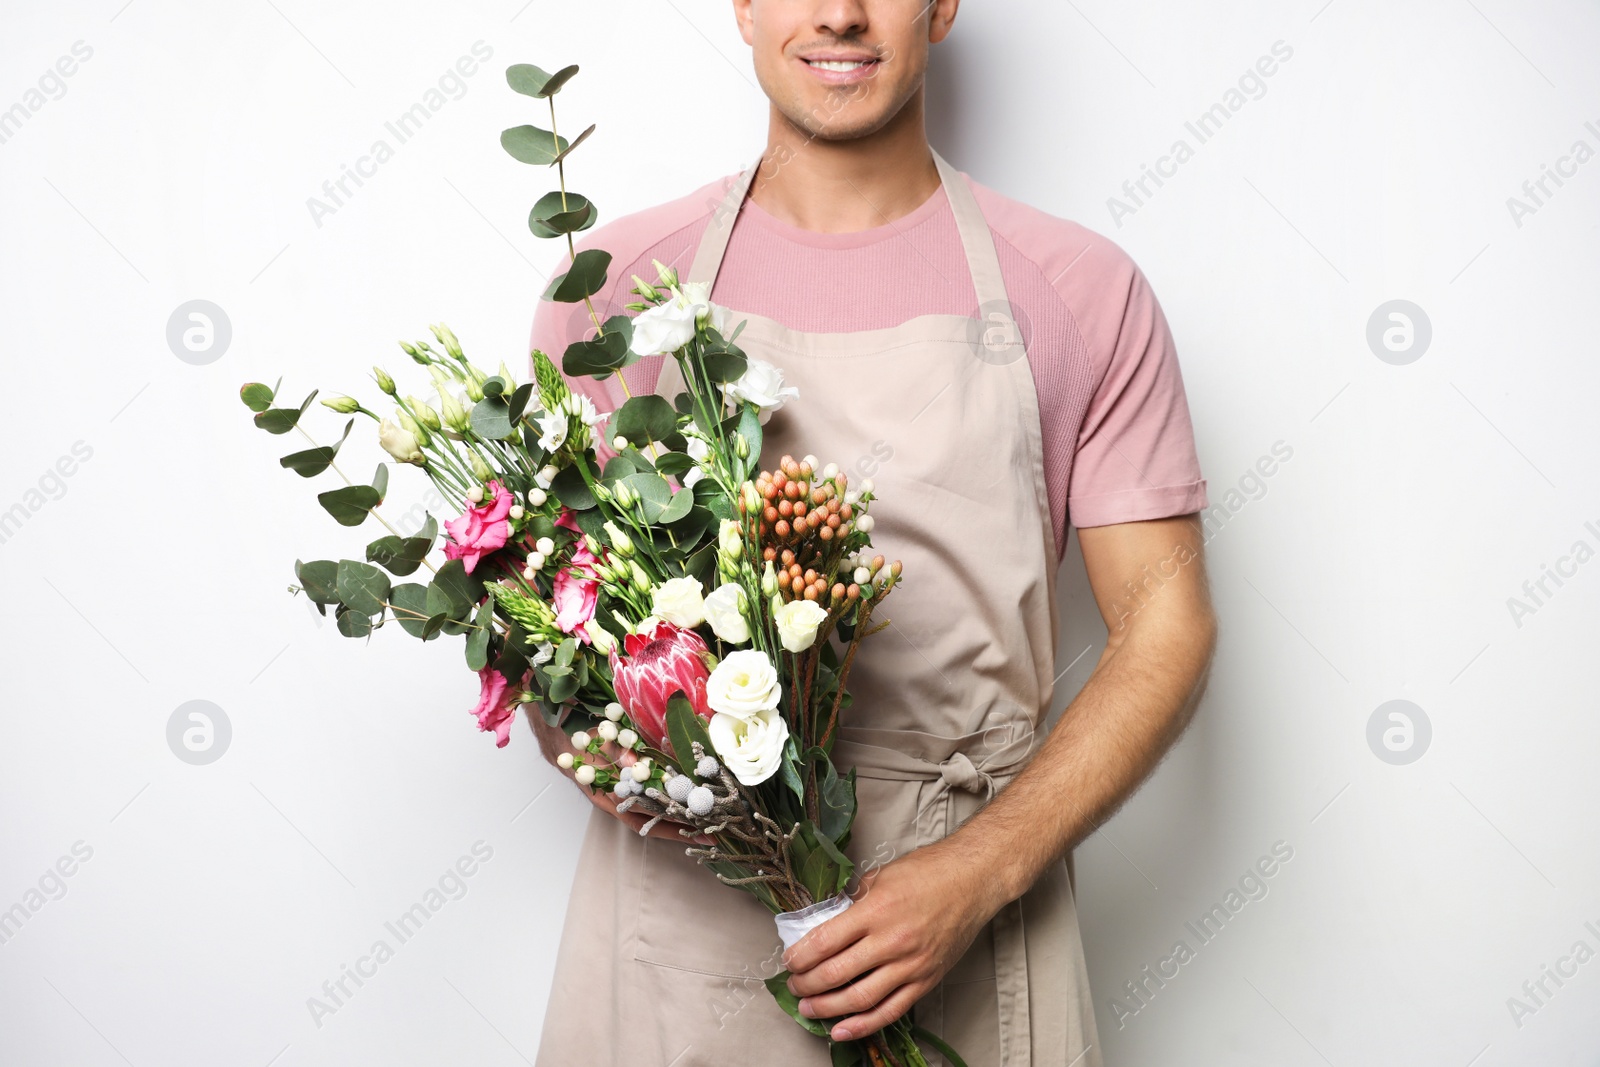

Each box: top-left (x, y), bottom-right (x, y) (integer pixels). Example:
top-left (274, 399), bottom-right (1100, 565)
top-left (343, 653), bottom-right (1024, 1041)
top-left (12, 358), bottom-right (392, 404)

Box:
top-left (747, 93), bottom-right (941, 235)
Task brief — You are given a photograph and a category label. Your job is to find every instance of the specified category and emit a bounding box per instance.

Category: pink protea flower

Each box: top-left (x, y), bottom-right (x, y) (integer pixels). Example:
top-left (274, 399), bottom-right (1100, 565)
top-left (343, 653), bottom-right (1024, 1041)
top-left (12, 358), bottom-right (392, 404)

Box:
top-left (609, 619), bottom-right (713, 751)
top-left (469, 665), bottom-right (527, 748)
top-left (444, 480), bottom-right (513, 574)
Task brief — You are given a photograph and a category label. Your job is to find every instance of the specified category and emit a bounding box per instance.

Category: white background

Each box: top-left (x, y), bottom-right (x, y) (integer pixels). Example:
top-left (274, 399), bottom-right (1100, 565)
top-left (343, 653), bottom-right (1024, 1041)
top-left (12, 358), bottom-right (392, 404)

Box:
top-left (2, 1), bottom-right (1598, 1065)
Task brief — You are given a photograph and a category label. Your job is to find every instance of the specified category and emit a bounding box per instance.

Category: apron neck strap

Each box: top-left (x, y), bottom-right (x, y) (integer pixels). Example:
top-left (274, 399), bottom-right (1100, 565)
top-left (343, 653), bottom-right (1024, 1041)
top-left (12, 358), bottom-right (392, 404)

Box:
top-left (685, 147), bottom-right (1011, 312)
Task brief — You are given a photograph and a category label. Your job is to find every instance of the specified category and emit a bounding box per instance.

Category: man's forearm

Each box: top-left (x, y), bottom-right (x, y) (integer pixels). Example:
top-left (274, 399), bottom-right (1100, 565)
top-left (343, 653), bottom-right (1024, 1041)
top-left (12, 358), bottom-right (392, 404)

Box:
top-left (946, 602), bottom-right (1217, 910)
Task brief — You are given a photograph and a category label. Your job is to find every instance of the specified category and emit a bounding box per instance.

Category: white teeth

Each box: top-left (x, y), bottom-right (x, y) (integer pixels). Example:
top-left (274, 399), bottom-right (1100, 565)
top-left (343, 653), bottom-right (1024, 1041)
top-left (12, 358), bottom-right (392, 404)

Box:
top-left (809, 60), bottom-right (867, 72)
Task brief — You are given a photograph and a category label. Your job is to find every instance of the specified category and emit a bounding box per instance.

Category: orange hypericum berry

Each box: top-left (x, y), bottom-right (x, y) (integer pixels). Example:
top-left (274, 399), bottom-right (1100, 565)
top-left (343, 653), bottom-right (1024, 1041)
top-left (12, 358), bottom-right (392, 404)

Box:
top-left (890, 560), bottom-right (903, 576)
top-left (777, 499), bottom-right (793, 518)
top-left (826, 514), bottom-right (841, 529)
top-left (763, 547), bottom-right (777, 562)
top-left (847, 583), bottom-right (861, 599)
top-left (775, 520), bottom-right (790, 538)
top-left (811, 488), bottom-right (827, 505)
top-left (803, 586), bottom-right (819, 601)
top-left (818, 526), bottom-right (833, 541)
top-left (840, 503), bottom-right (854, 520)
top-left (759, 522), bottom-right (770, 537)
top-left (764, 505), bottom-right (779, 523)
top-left (793, 500), bottom-right (807, 517)
top-left (780, 549), bottom-right (796, 566)
top-left (871, 554), bottom-right (885, 572)
top-left (790, 576), bottom-right (804, 595)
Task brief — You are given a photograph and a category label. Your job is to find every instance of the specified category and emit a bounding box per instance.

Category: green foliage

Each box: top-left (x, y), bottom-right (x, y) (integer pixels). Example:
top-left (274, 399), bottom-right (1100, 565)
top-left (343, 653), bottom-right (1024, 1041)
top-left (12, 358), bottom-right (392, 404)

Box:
top-left (279, 419), bottom-right (352, 477)
top-left (613, 395), bottom-right (677, 445)
top-left (764, 973), bottom-right (830, 1038)
top-left (239, 378), bottom-right (280, 413)
top-left (254, 389), bottom-right (318, 434)
top-left (666, 694), bottom-right (714, 774)
top-left (505, 62), bottom-right (578, 98)
top-left (542, 249), bottom-right (611, 303)
top-left (501, 124), bottom-right (569, 165)
top-left (529, 191), bottom-right (598, 237)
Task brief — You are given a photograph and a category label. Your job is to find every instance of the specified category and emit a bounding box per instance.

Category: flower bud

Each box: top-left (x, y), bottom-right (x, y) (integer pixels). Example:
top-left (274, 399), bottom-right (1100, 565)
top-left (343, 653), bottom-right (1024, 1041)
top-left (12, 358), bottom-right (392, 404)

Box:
top-left (319, 395), bottom-right (359, 414)
top-left (592, 481), bottom-right (612, 503)
top-left (632, 273), bottom-right (660, 301)
top-left (438, 389), bottom-right (470, 433)
top-left (434, 322), bottom-right (464, 359)
top-left (371, 366), bottom-right (397, 395)
top-left (497, 361), bottom-right (516, 387)
top-left (733, 432), bottom-right (750, 459)
top-left (603, 521), bottom-right (635, 558)
top-left (470, 452), bottom-right (492, 481)
top-left (762, 561), bottom-right (779, 596)
top-left (770, 593), bottom-right (783, 615)
top-left (406, 397), bottom-right (442, 432)
top-left (630, 560), bottom-right (652, 590)
top-left (584, 534), bottom-right (602, 557)
top-left (651, 258), bottom-right (679, 288)
top-left (465, 375), bottom-right (485, 403)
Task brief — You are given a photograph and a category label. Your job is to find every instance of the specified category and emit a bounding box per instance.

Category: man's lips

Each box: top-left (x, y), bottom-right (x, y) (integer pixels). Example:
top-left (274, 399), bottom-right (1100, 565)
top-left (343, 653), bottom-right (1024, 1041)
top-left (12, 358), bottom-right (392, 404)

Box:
top-left (798, 55), bottom-right (881, 84)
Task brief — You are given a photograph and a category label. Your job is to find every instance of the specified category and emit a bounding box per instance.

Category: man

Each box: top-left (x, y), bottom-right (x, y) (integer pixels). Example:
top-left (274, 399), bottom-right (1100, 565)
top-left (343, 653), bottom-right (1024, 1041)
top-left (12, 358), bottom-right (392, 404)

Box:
top-left (526, 2), bottom-right (1217, 1064)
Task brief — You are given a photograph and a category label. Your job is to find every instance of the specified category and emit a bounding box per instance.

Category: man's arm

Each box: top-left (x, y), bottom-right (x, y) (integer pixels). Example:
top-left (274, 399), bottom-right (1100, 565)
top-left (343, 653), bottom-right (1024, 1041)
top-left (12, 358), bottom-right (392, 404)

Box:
top-left (783, 513), bottom-right (1218, 1041)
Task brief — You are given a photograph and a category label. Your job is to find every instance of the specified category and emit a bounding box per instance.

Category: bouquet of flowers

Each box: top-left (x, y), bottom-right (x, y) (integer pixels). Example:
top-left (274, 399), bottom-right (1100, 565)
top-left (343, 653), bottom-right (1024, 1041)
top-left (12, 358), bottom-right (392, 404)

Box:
top-left (241, 60), bottom-right (964, 1067)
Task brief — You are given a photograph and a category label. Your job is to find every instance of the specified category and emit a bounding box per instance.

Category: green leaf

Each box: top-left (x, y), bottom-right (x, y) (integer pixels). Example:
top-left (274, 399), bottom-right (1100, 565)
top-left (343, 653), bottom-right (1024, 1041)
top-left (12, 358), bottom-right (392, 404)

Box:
top-left (295, 559), bottom-right (340, 605)
top-left (239, 378), bottom-right (280, 413)
top-left (652, 450), bottom-right (694, 478)
top-left (781, 733), bottom-right (805, 804)
top-left (254, 389), bottom-right (318, 434)
top-left (657, 487), bottom-right (694, 524)
top-left (507, 382), bottom-right (536, 422)
top-left (470, 395), bottom-right (515, 439)
top-left (550, 463), bottom-right (596, 510)
top-left (548, 671), bottom-right (578, 704)
top-left (421, 612), bottom-right (451, 639)
top-left (279, 418), bottom-right (352, 478)
top-left (528, 191), bottom-right (598, 238)
top-left (910, 1025), bottom-right (972, 1067)
top-left (702, 346), bottom-right (748, 384)
top-left (318, 484), bottom-right (380, 527)
top-left (830, 1041), bottom-right (864, 1067)
top-left (505, 62), bottom-right (578, 98)
top-left (818, 759), bottom-right (856, 846)
top-left (335, 559), bottom-right (391, 618)
top-left (501, 123), bottom-right (570, 165)
top-left (465, 600), bottom-right (493, 671)
top-left (336, 606), bottom-right (373, 638)
top-left (614, 395), bottom-right (678, 446)
top-left (798, 843), bottom-right (838, 903)
top-left (550, 123), bottom-right (594, 165)
top-left (482, 376), bottom-right (506, 399)
top-left (619, 472), bottom-right (672, 521)
top-left (371, 462), bottom-right (388, 503)
top-left (542, 249), bottom-right (611, 303)
top-left (665, 694), bottom-right (714, 773)
top-left (735, 404), bottom-right (763, 478)
top-left (554, 637), bottom-right (576, 668)
top-left (390, 583), bottom-right (436, 638)
top-left (763, 973), bottom-right (830, 1038)
top-left (432, 558), bottom-right (487, 614)
top-left (366, 515), bottom-right (437, 576)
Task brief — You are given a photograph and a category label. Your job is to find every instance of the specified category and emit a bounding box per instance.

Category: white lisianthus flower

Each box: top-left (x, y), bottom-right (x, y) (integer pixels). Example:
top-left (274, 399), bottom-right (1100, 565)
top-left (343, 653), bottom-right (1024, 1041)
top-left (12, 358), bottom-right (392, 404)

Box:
top-left (630, 295), bottom-right (700, 356)
top-left (377, 418), bottom-right (424, 465)
top-left (703, 583), bottom-right (751, 645)
top-left (652, 576), bottom-right (706, 628)
top-left (774, 599), bottom-right (829, 652)
top-left (684, 467), bottom-right (705, 488)
top-left (685, 434), bottom-right (711, 464)
top-left (723, 359), bottom-right (799, 425)
top-left (709, 707), bottom-right (789, 786)
top-left (705, 649), bottom-right (782, 720)
top-left (535, 409), bottom-right (568, 452)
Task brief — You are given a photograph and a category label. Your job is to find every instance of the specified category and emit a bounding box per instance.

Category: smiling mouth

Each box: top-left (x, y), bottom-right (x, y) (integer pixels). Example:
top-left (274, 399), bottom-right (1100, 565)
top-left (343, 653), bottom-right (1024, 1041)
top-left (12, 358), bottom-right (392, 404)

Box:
top-left (802, 58), bottom-right (878, 72)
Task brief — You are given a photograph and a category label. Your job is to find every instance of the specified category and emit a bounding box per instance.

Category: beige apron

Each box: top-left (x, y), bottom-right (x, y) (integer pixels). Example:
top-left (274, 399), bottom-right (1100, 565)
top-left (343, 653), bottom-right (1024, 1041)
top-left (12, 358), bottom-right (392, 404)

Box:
top-left (535, 150), bottom-right (1100, 1067)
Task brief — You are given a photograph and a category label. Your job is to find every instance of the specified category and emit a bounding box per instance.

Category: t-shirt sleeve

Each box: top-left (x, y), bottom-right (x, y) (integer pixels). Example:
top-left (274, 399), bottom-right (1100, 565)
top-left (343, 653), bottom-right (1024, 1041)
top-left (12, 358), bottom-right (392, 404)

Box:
top-left (1065, 253), bottom-right (1208, 528)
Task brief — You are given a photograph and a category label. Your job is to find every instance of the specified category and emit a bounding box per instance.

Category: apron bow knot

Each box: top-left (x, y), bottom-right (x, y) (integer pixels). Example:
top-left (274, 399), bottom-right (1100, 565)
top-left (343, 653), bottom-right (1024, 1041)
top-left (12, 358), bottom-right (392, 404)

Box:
top-left (938, 750), bottom-right (997, 799)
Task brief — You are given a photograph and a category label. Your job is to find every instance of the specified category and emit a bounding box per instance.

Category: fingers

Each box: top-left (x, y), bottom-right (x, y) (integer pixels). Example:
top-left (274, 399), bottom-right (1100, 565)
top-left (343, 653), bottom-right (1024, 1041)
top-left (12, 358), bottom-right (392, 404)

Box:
top-left (782, 906), bottom-right (868, 975)
top-left (788, 935), bottom-right (890, 999)
top-left (827, 978), bottom-right (924, 1043)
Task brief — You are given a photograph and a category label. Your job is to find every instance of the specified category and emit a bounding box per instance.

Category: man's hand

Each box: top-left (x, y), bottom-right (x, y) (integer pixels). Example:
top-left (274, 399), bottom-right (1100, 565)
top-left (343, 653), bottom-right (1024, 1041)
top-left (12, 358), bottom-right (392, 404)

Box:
top-left (526, 710), bottom-right (709, 845)
top-left (781, 839), bottom-right (1005, 1042)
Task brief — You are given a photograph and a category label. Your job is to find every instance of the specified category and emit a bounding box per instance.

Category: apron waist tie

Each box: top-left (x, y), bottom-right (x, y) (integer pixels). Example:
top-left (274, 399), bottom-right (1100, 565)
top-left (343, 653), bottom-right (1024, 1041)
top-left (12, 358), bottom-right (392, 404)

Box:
top-left (833, 726), bottom-right (1036, 1067)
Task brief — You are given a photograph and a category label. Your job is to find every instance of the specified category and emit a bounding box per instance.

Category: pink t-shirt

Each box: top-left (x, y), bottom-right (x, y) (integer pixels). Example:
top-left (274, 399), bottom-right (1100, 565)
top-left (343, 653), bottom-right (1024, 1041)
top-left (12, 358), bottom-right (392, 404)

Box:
top-left (528, 165), bottom-right (1208, 562)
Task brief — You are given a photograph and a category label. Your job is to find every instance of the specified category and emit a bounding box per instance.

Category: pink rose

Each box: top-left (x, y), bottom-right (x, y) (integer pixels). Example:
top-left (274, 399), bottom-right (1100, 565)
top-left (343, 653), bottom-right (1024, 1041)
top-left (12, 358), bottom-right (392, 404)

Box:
top-left (469, 665), bottom-right (527, 747)
top-left (552, 507), bottom-right (604, 641)
top-left (444, 479), bottom-right (514, 574)
top-left (609, 619), bottom-right (713, 751)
